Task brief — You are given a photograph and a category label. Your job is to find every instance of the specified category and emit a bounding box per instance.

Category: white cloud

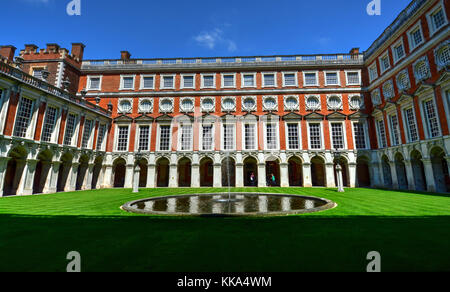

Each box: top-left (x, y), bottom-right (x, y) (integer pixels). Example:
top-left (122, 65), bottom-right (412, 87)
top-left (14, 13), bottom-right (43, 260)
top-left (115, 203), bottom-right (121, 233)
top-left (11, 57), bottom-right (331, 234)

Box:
top-left (194, 28), bottom-right (237, 52)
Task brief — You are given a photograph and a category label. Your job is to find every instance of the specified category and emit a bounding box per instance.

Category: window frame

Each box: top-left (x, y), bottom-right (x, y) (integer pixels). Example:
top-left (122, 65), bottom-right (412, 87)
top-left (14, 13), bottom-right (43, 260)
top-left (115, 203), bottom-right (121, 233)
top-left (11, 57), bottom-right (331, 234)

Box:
top-left (242, 122), bottom-right (258, 151)
top-left (178, 123), bottom-right (194, 151)
top-left (401, 105), bottom-right (419, 143)
top-left (140, 74), bottom-right (156, 90)
top-left (87, 75), bottom-right (102, 91)
top-left (303, 71), bottom-right (319, 87)
top-left (329, 121), bottom-right (347, 150)
top-left (241, 72), bottom-right (257, 88)
top-left (181, 74), bottom-right (196, 89)
top-left (378, 51), bottom-right (391, 74)
top-left (262, 72), bottom-right (278, 88)
top-left (282, 72), bottom-right (298, 87)
top-left (391, 38), bottom-right (406, 64)
top-left (263, 122), bottom-right (279, 151)
top-left (200, 123), bottom-right (215, 151)
top-left (285, 122), bottom-right (301, 150)
top-left (324, 71), bottom-right (341, 86)
top-left (351, 120), bottom-right (369, 150)
top-left (221, 73), bottom-right (236, 88)
top-left (419, 95), bottom-right (442, 139)
top-left (157, 123), bottom-right (173, 152)
top-left (307, 121), bottom-right (324, 150)
top-left (119, 75), bottom-right (136, 91)
top-left (368, 62), bottom-right (379, 82)
top-left (201, 73), bottom-right (216, 89)
top-left (407, 21), bottom-right (425, 52)
top-left (160, 74), bottom-right (176, 90)
top-left (114, 124), bottom-right (130, 152)
top-left (135, 124), bottom-right (152, 152)
top-left (426, 1), bottom-right (448, 37)
top-left (345, 70), bottom-right (361, 86)
top-left (221, 123), bottom-right (236, 151)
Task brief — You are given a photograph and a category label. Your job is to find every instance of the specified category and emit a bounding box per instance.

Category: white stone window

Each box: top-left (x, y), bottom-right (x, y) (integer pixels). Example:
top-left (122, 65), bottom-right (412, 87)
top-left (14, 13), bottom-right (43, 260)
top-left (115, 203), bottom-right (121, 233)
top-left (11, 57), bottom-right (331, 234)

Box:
top-left (262, 73), bottom-right (276, 87)
top-left (308, 123), bottom-right (322, 150)
top-left (120, 75), bottom-right (135, 90)
top-left (182, 75), bottom-right (195, 89)
top-left (159, 125), bottom-right (171, 151)
top-left (331, 122), bottom-right (345, 150)
top-left (13, 97), bottom-right (34, 138)
top-left (408, 22), bottom-right (424, 51)
top-left (242, 96), bottom-right (257, 112)
top-left (81, 119), bottom-right (93, 149)
top-left (222, 124), bottom-right (235, 151)
top-left (284, 96), bottom-right (299, 111)
top-left (87, 76), bottom-right (102, 90)
top-left (389, 114), bottom-right (400, 146)
top-left (242, 73), bottom-right (256, 87)
top-left (376, 119), bottom-right (387, 148)
top-left (201, 97), bottom-right (215, 112)
top-left (138, 125), bottom-right (150, 151)
top-left (382, 80), bottom-right (394, 100)
top-left (116, 126), bottom-right (129, 152)
top-left (413, 56), bottom-right (431, 82)
top-left (303, 72), bottom-right (318, 86)
top-left (222, 74), bottom-right (235, 88)
top-left (180, 97), bottom-right (195, 113)
top-left (369, 63), bottom-right (378, 82)
top-left (63, 113), bottom-right (77, 146)
top-left (346, 71), bottom-right (361, 85)
top-left (371, 89), bottom-right (381, 106)
top-left (427, 4), bottom-right (448, 36)
top-left (325, 71), bottom-right (340, 86)
top-left (161, 75), bottom-right (175, 89)
top-left (159, 98), bottom-right (174, 113)
top-left (392, 40), bottom-right (406, 64)
top-left (138, 98), bottom-right (153, 114)
top-left (180, 125), bottom-right (193, 151)
top-left (221, 97), bottom-right (236, 112)
top-left (118, 99), bottom-right (133, 114)
top-left (353, 122), bottom-right (367, 149)
top-left (243, 123), bottom-right (257, 150)
top-left (41, 106), bottom-right (58, 143)
top-left (422, 99), bottom-right (441, 138)
top-left (201, 124), bottom-right (214, 151)
top-left (306, 95), bottom-right (321, 111)
top-left (140, 75), bottom-right (155, 89)
top-left (97, 124), bottom-right (106, 151)
top-left (396, 70), bottom-right (411, 91)
top-left (263, 96), bottom-right (278, 112)
top-left (283, 72), bottom-right (297, 87)
top-left (404, 107), bottom-right (418, 142)
top-left (379, 52), bottom-right (391, 73)
top-left (202, 74), bottom-right (215, 88)
top-left (349, 95), bottom-right (363, 110)
top-left (286, 123), bottom-right (300, 150)
top-left (327, 95), bottom-right (343, 111)
top-left (265, 123), bottom-right (278, 150)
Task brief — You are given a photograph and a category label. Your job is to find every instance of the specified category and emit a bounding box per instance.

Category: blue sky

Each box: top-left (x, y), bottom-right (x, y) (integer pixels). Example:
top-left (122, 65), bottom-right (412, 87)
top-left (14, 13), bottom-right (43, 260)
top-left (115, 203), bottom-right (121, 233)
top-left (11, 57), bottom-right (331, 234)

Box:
top-left (3, 0), bottom-right (411, 59)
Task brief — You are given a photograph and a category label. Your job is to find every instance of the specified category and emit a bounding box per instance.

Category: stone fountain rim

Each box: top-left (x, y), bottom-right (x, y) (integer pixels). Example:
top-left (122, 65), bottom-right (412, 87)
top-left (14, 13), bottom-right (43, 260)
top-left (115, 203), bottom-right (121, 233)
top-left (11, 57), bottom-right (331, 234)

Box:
top-left (121, 193), bottom-right (338, 217)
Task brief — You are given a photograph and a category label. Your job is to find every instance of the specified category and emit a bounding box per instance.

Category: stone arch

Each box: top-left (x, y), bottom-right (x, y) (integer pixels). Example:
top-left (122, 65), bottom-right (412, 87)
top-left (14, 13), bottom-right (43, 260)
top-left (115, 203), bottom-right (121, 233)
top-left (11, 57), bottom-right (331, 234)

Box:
top-left (76, 154), bottom-right (90, 191)
top-left (381, 155), bottom-right (393, 189)
top-left (3, 146), bottom-right (28, 196)
top-left (243, 156), bottom-right (258, 187)
top-left (57, 152), bottom-right (73, 192)
top-left (112, 157), bottom-right (126, 188)
top-left (32, 149), bottom-right (53, 194)
top-left (356, 155), bottom-right (371, 187)
top-left (311, 155), bottom-right (326, 187)
top-left (288, 156), bottom-right (303, 187)
top-left (222, 157), bottom-right (236, 187)
top-left (91, 156), bottom-right (103, 190)
top-left (430, 146), bottom-right (449, 193)
top-left (410, 150), bottom-right (426, 191)
top-left (178, 157), bottom-right (192, 187)
top-left (394, 152), bottom-right (408, 190)
top-left (334, 155), bottom-right (349, 187)
top-left (199, 157), bottom-right (214, 187)
top-left (136, 157), bottom-right (148, 188)
top-left (156, 157), bottom-right (170, 187)
top-left (265, 156), bottom-right (280, 187)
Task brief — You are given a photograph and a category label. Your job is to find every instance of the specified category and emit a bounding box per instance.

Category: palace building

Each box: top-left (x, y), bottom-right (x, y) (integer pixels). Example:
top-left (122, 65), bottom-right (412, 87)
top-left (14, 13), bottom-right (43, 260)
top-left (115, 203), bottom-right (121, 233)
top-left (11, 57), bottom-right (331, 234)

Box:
top-left (0, 0), bottom-right (449, 196)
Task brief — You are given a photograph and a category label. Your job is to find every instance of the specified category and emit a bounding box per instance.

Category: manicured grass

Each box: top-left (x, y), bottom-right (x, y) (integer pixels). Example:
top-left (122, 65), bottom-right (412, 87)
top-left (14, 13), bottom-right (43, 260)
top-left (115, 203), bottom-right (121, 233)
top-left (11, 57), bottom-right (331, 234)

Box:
top-left (0, 187), bottom-right (449, 272)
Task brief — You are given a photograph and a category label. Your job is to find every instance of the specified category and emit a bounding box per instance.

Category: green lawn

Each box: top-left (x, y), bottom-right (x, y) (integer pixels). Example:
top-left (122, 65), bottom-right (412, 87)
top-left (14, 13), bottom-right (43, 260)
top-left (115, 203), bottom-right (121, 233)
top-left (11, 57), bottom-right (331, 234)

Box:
top-left (0, 187), bottom-right (449, 272)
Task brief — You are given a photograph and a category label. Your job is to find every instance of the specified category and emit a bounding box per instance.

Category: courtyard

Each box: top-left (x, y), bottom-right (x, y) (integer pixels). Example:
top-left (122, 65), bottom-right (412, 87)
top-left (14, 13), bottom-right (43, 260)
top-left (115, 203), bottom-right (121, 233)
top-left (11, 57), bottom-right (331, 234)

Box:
top-left (0, 187), bottom-right (449, 272)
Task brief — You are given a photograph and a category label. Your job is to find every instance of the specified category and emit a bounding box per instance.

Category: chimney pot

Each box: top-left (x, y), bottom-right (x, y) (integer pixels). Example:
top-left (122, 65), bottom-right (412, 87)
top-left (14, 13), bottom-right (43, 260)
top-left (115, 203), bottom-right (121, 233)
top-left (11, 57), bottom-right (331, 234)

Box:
top-left (121, 51), bottom-right (131, 60)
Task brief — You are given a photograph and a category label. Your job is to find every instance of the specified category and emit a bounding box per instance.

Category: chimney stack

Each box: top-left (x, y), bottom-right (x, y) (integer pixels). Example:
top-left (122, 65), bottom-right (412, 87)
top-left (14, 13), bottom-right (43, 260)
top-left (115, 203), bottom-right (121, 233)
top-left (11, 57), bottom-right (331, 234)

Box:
top-left (349, 48), bottom-right (360, 55)
top-left (71, 43), bottom-right (85, 61)
top-left (0, 45), bottom-right (17, 61)
top-left (121, 51), bottom-right (131, 60)
top-left (24, 44), bottom-right (38, 54)
top-left (46, 43), bottom-right (60, 53)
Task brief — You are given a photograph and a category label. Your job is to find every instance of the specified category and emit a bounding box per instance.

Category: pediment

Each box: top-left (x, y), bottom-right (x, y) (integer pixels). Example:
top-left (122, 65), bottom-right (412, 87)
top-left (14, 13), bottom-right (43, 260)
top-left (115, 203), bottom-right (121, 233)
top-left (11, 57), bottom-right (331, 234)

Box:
top-left (114, 115), bottom-right (133, 123)
top-left (221, 113), bottom-right (238, 121)
top-left (174, 114), bottom-right (194, 123)
top-left (436, 69), bottom-right (450, 86)
top-left (198, 114), bottom-right (219, 123)
top-left (348, 111), bottom-right (368, 120)
top-left (134, 114), bottom-right (154, 123)
top-left (155, 114), bottom-right (174, 122)
top-left (326, 111), bottom-right (347, 120)
top-left (396, 93), bottom-right (414, 105)
top-left (413, 82), bottom-right (434, 96)
top-left (259, 113), bottom-right (280, 122)
top-left (282, 112), bottom-right (303, 121)
top-left (304, 112), bottom-right (325, 120)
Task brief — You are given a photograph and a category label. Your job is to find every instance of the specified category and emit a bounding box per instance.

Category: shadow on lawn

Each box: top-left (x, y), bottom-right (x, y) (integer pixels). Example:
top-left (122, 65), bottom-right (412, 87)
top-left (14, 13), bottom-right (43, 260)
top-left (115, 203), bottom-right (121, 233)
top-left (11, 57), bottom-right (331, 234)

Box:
top-left (0, 214), bottom-right (449, 272)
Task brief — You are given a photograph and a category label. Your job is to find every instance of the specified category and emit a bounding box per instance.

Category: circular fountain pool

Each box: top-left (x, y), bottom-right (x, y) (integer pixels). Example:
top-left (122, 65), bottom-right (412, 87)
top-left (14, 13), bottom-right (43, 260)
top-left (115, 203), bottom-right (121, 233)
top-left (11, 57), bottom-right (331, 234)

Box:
top-left (121, 193), bottom-right (337, 217)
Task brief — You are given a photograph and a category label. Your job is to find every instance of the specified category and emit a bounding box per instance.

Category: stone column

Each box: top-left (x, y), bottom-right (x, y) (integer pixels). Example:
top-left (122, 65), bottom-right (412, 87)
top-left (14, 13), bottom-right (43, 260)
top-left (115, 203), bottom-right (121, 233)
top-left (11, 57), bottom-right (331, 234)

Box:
top-left (325, 163), bottom-right (336, 188)
top-left (389, 162), bottom-right (399, 190)
top-left (302, 163), bottom-right (312, 187)
top-left (191, 163), bottom-right (200, 188)
top-left (133, 165), bottom-right (140, 193)
top-left (235, 163), bottom-right (244, 187)
top-left (168, 163), bottom-right (178, 188)
top-left (213, 163), bottom-right (222, 188)
top-left (44, 161), bottom-right (61, 194)
top-left (368, 162), bottom-right (381, 188)
top-left (147, 164), bottom-right (156, 188)
top-left (67, 162), bottom-right (79, 192)
top-left (18, 159), bottom-right (38, 196)
top-left (335, 164), bottom-right (344, 192)
top-left (280, 162), bottom-right (289, 187)
top-left (83, 164), bottom-right (95, 190)
top-left (124, 164), bottom-right (134, 189)
top-left (404, 159), bottom-right (416, 191)
top-left (12, 160), bottom-right (26, 195)
top-left (37, 161), bottom-right (52, 194)
top-left (257, 163), bottom-right (266, 187)
top-left (101, 164), bottom-right (113, 188)
top-left (348, 163), bottom-right (356, 188)
top-left (0, 157), bottom-right (11, 197)
top-left (422, 159), bottom-right (437, 192)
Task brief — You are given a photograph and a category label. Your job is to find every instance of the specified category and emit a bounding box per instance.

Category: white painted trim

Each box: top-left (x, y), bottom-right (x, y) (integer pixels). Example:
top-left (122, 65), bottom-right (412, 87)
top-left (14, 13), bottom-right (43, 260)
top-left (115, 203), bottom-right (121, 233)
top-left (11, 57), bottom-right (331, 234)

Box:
top-left (156, 123), bottom-right (173, 152)
top-left (391, 38), bottom-right (406, 65)
top-left (199, 123), bottom-right (215, 152)
top-left (221, 123), bottom-right (236, 151)
top-left (241, 72), bottom-right (257, 88)
top-left (303, 71), bottom-right (319, 87)
top-left (329, 121), bottom-right (348, 150)
top-left (263, 121), bottom-right (279, 151)
top-left (324, 70), bottom-right (341, 86)
top-left (160, 74), bottom-right (176, 90)
top-left (426, 0), bottom-right (448, 37)
top-left (307, 121), bottom-right (324, 150)
top-left (407, 20), bottom-right (425, 53)
top-left (378, 50), bottom-right (391, 74)
top-left (282, 71), bottom-right (298, 87)
top-left (87, 75), bottom-right (103, 91)
top-left (114, 124), bottom-right (130, 152)
top-left (285, 121), bottom-right (301, 150)
top-left (221, 73), bottom-right (236, 88)
top-left (180, 74), bottom-right (196, 89)
top-left (242, 122), bottom-right (258, 151)
top-left (119, 74), bottom-right (136, 91)
top-left (139, 74), bottom-right (156, 90)
top-left (262, 72), bottom-right (278, 88)
top-left (201, 73), bottom-right (216, 89)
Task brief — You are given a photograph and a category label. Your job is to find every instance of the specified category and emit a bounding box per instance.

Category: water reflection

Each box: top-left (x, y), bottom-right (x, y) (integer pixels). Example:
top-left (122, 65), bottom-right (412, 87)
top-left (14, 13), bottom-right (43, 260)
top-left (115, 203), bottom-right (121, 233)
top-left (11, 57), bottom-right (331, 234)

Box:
top-left (127, 193), bottom-right (333, 216)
